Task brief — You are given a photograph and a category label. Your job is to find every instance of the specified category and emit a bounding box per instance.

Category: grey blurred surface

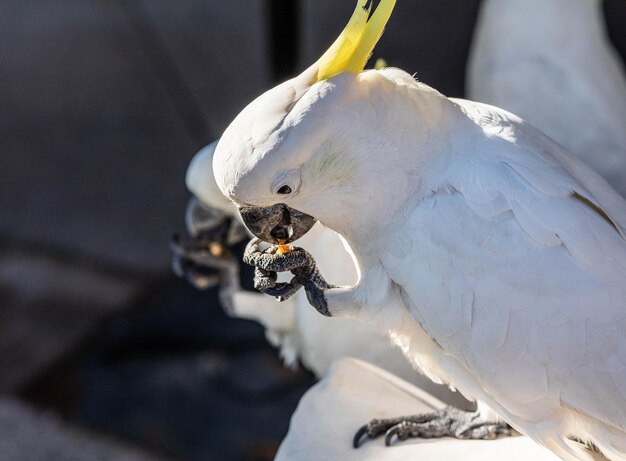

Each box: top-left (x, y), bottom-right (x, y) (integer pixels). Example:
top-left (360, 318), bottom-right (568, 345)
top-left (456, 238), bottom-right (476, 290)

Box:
top-left (0, 1), bottom-right (270, 272)
top-left (140, 0), bottom-right (272, 135)
top-left (0, 397), bottom-right (161, 461)
top-left (0, 243), bottom-right (142, 391)
top-left (21, 276), bottom-right (316, 461)
top-left (300, 0), bottom-right (482, 97)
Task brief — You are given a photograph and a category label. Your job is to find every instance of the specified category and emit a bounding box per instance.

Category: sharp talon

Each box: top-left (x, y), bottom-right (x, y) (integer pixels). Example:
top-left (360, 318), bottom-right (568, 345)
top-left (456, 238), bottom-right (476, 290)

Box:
top-left (353, 425), bottom-right (369, 449)
top-left (245, 237), bottom-right (262, 253)
top-left (264, 283), bottom-right (293, 297)
top-left (384, 427), bottom-right (400, 447)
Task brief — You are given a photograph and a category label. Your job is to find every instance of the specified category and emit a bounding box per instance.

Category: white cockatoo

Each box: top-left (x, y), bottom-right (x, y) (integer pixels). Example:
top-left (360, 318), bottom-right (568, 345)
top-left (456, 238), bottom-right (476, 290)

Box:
top-left (175, 141), bottom-right (468, 406)
top-left (212, 1), bottom-right (626, 459)
top-left (468, 0), bottom-right (626, 197)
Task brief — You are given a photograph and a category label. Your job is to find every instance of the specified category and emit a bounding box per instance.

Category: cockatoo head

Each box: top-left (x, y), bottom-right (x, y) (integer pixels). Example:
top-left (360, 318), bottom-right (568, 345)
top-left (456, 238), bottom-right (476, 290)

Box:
top-left (214, 0), bottom-right (413, 244)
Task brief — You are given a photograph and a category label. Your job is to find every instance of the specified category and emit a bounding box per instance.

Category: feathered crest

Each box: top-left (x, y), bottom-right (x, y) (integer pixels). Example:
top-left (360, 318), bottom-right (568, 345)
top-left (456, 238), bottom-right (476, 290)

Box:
top-left (315, 0), bottom-right (396, 82)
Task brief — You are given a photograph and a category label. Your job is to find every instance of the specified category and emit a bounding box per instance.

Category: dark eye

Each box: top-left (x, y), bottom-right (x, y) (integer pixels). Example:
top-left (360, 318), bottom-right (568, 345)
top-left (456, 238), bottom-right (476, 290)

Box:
top-left (277, 185), bottom-right (292, 195)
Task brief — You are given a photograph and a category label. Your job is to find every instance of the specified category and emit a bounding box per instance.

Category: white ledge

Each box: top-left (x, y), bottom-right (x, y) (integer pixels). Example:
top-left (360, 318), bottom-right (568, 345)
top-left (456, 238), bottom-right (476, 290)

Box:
top-left (275, 358), bottom-right (562, 461)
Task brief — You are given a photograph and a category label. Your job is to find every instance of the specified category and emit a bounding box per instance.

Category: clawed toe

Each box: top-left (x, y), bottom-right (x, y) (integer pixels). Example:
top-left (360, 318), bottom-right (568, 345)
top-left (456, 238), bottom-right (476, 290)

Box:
top-left (353, 425), bottom-right (369, 449)
top-left (244, 238), bottom-right (319, 301)
top-left (263, 282), bottom-right (294, 297)
top-left (353, 408), bottom-right (512, 449)
top-left (243, 239), bottom-right (312, 273)
top-left (384, 425), bottom-right (403, 446)
top-left (456, 422), bottom-right (511, 440)
top-left (353, 418), bottom-right (403, 449)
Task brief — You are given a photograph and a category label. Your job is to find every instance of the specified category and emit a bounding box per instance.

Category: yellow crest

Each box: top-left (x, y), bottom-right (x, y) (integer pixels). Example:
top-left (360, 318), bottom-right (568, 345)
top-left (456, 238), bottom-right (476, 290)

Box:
top-left (316, 0), bottom-right (397, 82)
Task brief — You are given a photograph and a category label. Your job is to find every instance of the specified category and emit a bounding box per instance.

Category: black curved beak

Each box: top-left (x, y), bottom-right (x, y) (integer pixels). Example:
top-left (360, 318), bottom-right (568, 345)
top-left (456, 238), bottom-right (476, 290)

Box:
top-left (239, 203), bottom-right (317, 245)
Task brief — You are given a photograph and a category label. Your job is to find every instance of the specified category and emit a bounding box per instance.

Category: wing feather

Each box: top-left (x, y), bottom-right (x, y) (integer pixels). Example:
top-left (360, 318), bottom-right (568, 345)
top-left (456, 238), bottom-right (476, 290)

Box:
top-left (383, 100), bottom-right (626, 430)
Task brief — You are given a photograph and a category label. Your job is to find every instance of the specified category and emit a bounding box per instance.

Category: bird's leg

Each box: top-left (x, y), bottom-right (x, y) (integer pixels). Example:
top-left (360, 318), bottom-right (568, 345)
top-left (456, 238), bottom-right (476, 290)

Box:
top-left (243, 238), bottom-right (334, 314)
top-left (291, 256), bottom-right (333, 317)
top-left (353, 406), bottom-right (511, 448)
top-left (251, 265), bottom-right (303, 301)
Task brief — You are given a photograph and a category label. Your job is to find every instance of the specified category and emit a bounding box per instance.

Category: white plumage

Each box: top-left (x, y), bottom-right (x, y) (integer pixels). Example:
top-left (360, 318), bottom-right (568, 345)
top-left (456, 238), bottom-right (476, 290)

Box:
top-left (468, 0), bottom-right (626, 196)
top-left (213, 63), bottom-right (626, 459)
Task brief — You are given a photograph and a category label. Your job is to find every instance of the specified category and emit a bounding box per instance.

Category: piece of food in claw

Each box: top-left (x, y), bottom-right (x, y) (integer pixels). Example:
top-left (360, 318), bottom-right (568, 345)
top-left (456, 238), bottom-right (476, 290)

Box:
top-left (277, 240), bottom-right (292, 254)
top-left (209, 242), bottom-right (224, 257)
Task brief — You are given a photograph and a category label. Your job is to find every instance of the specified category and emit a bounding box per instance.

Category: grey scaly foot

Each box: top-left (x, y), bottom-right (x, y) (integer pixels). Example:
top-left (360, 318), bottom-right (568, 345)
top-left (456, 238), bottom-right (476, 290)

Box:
top-left (353, 406), bottom-right (511, 448)
top-left (243, 238), bottom-right (333, 315)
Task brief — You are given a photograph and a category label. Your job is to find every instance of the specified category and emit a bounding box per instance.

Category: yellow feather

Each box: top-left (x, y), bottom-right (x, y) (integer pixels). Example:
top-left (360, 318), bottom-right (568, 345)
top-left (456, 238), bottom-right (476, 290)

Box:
top-left (347, 0), bottom-right (396, 73)
top-left (374, 58), bottom-right (389, 70)
top-left (316, 0), bottom-right (397, 82)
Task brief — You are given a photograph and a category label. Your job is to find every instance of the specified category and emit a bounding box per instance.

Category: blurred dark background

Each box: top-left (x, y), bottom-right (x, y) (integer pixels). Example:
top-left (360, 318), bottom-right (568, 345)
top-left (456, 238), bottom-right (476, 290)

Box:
top-left (0, 1), bottom-right (624, 460)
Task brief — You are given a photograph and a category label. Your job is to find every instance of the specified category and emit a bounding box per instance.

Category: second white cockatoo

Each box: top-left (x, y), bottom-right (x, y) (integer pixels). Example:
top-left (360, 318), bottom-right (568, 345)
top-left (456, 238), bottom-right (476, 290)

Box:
top-left (468, 0), bottom-right (626, 196)
top-left (212, 0), bottom-right (626, 459)
top-left (174, 140), bottom-right (467, 405)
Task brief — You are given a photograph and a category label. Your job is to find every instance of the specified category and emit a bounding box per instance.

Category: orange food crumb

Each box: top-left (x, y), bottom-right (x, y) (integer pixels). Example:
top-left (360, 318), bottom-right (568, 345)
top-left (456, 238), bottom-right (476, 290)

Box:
top-left (277, 244), bottom-right (292, 254)
top-left (209, 243), bottom-right (224, 257)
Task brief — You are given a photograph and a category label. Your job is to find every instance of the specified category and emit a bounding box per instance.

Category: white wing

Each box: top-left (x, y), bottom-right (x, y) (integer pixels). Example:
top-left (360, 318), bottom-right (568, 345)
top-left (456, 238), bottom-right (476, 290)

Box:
top-left (467, 0), bottom-right (626, 196)
top-left (382, 100), bottom-right (626, 442)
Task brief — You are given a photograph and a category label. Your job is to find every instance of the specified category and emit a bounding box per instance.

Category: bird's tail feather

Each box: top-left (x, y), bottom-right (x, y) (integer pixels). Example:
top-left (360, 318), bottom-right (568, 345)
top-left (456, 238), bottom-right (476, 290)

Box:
top-left (582, 422), bottom-right (626, 461)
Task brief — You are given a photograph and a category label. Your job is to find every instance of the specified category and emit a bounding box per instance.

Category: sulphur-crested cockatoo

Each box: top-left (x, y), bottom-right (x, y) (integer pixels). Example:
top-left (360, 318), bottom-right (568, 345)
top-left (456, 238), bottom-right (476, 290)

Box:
top-left (171, 141), bottom-right (246, 312)
top-left (468, 0), bottom-right (626, 197)
top-left (212, 1), bottom-right (626, 459)
top-left (174, 141), bottom-right (468, 407)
